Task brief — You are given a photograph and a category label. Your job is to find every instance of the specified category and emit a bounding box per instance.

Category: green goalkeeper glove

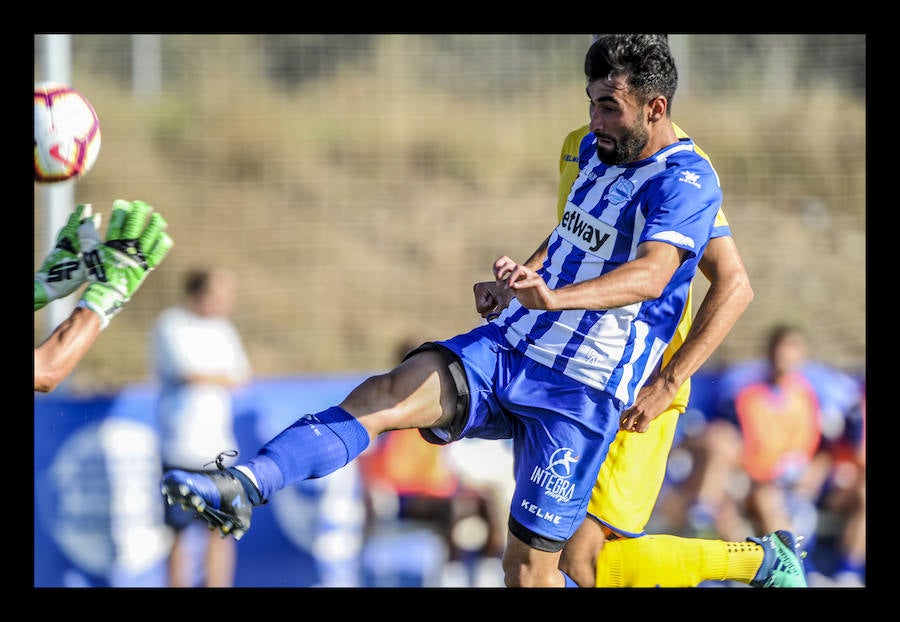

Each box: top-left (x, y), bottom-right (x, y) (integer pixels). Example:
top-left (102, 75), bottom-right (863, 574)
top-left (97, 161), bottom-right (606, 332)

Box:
top-left (78, 199), bottom-right (174, 329)
top-left (34, 203), bottom-right (102, 311)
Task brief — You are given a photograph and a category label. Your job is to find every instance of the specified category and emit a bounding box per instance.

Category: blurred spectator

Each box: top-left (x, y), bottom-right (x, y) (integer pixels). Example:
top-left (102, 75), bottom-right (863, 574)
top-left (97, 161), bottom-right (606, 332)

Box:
top-left (810, 385), bottom-right (865, 586)
top-left (668, 323), bottom-right (865, 585)
top-left (658, 413), bottom-right (752, 542)
top-left (443, 436), bottom-right (513, 585)
top-left (150, 267), bottom-right (251, 587)
top-left (730, 325), bottom-right (829, 538)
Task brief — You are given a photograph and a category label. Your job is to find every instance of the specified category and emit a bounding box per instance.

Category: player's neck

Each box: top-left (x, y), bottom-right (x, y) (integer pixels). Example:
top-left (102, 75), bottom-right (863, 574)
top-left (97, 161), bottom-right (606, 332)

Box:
top-left (640, 120), bottom-right (679, 160)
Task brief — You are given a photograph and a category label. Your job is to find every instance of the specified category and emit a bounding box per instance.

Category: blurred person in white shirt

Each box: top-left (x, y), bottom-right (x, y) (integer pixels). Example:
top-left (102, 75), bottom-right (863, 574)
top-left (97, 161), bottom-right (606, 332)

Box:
top-left (151, 266), bottom-right (251, 587)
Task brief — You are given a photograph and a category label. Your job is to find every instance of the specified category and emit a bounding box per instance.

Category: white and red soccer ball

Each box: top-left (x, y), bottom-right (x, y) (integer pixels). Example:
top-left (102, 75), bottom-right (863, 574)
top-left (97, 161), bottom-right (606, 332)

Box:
top-left (34, 82), bottom-right (101, 183)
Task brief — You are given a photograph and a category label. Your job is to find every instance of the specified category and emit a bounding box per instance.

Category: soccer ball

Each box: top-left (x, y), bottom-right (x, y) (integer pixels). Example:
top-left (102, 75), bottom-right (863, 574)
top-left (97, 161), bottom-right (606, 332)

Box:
top-left (34, 82), bottom-right (102, 183)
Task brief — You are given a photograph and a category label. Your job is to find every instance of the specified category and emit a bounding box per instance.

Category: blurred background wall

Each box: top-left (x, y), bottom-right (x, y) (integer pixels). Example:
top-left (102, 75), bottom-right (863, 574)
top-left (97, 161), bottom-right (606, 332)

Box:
top-left (34, 34), bottom-right (866, 393)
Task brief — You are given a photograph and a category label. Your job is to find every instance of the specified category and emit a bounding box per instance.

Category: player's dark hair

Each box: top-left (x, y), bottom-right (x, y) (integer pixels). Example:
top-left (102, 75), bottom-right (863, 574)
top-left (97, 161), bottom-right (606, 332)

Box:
top-left (584, 34), bottom-right (677, 113)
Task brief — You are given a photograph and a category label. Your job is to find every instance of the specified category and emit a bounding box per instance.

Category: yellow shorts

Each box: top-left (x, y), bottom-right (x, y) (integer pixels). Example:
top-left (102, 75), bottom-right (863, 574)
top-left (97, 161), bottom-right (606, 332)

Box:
top-left (586, 405), bottom-right (681, 536)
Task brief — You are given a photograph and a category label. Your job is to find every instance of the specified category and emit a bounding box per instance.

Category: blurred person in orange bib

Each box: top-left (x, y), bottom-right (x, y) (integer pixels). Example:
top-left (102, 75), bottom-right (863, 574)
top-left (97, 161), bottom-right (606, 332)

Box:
top-left (735, 326), bottom-right (823, 486)
top-left (734, 325), bottom-right (830, 537)
top-left (683, 325), bottom-right (833, 554)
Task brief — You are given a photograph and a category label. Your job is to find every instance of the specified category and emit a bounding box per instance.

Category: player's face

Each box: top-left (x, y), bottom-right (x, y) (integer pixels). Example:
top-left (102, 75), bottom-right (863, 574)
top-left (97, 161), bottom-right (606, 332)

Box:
top-left (586, 77), bottom-right (649, 166)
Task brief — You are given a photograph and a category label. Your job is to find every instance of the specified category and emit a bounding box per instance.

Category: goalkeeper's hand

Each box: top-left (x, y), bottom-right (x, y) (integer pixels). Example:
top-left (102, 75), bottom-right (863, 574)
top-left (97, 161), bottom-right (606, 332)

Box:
top-left (78, 199), bottom-right (174, 329)
top-left (34, 204), bottom-right (102, 311)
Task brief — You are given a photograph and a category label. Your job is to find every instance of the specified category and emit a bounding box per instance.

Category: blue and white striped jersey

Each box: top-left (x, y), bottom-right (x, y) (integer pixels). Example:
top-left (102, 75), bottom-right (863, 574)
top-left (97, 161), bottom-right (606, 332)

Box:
top-left (495, 136), bottom-right (726, 407)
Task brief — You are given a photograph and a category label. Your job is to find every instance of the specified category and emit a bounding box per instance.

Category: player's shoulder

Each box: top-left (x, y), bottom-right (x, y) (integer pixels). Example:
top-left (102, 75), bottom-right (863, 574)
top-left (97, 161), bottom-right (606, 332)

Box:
top-left (659, 139), bottom-right (717, 176)
top-left (671, 122), bottom-right (713, 164)
top-left (563, 123), bottom-right (590, 142)
top-left (651, 141), bottom-right (722, 202)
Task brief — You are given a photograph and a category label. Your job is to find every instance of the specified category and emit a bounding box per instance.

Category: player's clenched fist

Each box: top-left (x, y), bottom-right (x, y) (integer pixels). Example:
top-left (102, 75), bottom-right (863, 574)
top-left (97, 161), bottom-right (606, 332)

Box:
top-left (34, 203), bottom-right (102, 311)
top-left (493, 255), bottom-right (555, 311)
top-left (79, 199), bottom-right (174, 329)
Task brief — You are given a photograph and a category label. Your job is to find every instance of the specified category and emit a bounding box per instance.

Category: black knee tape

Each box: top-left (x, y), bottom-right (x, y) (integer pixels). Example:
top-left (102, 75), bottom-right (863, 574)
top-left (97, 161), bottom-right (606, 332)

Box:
top-left (508, 515), bottom-right (568, 553)
top-left (403, 342), bottom-right (469, 445)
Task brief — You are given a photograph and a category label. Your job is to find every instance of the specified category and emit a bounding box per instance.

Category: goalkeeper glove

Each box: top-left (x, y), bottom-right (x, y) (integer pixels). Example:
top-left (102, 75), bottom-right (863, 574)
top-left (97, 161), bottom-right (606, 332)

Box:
top-left (78, 199), bottom-right (174, 329)
top-left (34, 204), bottom-right (102, 311)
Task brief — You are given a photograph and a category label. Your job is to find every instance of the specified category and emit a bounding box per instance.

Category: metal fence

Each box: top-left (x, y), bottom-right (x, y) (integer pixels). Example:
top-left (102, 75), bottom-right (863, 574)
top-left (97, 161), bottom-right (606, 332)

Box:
top-left (34, 34), bottom-right (866, 392)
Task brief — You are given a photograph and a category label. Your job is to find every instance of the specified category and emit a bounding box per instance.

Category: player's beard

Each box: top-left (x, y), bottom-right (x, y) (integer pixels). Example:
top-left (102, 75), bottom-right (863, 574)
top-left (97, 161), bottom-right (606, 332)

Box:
top-left (595, 118), bottom-right (649, 166)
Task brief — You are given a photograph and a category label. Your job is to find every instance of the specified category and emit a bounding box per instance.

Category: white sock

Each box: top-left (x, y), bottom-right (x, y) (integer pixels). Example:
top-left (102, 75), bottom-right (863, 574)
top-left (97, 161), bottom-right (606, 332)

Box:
top-left (235, 465), bottom-right (260, 491)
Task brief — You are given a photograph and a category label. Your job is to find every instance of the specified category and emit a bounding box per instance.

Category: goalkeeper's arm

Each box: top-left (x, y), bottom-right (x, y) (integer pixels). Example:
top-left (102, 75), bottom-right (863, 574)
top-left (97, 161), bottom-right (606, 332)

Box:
top-left (34, 199), bottom-right (173, 392)
top-left (34, 306), bottom-right (103, 393)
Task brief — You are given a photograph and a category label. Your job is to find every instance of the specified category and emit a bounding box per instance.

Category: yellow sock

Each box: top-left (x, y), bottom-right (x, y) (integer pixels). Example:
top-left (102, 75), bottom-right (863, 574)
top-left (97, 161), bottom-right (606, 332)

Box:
top-left (595, 534), bottom-right (765, 587)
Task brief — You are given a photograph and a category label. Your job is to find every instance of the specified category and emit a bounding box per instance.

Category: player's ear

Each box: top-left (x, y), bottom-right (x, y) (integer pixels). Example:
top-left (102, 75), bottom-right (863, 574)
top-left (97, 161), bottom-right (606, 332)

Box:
top-left (647, 96), bottom-right (667, 123)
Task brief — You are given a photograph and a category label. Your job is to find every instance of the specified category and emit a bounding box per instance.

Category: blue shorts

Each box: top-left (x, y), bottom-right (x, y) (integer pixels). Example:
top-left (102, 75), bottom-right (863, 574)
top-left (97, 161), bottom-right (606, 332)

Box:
top-left (416, 322), bottom-right (622, 550)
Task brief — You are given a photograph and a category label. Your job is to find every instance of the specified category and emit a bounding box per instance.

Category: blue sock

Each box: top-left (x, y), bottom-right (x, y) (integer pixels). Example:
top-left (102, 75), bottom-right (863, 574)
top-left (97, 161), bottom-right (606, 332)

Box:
top-left (561, 571), bottom-right (578, 588)
top-left (243, 406), bottom-right (370, 500)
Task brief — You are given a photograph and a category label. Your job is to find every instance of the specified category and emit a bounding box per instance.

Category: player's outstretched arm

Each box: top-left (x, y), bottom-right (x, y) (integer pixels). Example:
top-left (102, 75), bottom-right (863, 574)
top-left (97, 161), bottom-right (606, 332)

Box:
top-left (34, 306), bottom-right (102, 393)
top-left (34, 204), bottom-right (101, 311)
top-left (619, 235), bottom-right (753, 432)
top-left (78, 199), bottom-right (174, 329)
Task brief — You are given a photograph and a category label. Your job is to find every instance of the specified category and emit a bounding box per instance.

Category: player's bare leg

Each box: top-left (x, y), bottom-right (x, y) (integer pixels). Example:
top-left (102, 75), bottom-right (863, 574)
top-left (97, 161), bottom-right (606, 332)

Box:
top-left (559, 515), bottom-right (608, 587)
top-left (339, 348), bottom-right (459, 437)
top-left (502, 531), bottom-right (567, 587)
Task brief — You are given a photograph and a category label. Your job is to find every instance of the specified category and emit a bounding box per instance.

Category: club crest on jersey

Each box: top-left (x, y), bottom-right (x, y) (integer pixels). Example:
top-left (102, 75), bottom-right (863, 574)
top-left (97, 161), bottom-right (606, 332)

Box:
top-left (603, 176), bottom-right (635, 205)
